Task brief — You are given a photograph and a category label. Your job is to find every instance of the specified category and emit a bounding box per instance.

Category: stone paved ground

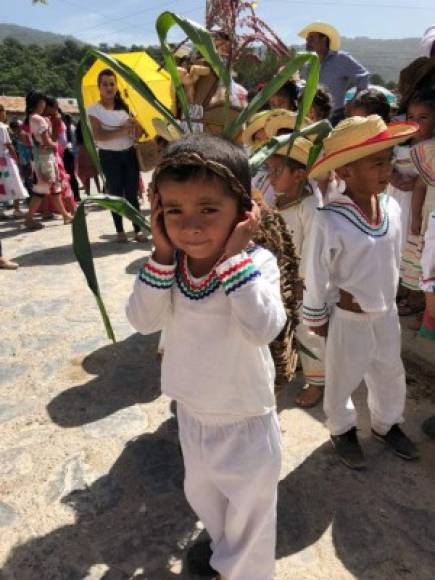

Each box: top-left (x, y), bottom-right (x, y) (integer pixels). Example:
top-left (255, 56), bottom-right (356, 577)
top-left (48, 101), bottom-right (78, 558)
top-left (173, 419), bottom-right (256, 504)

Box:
top-left (1, 200), bottom-right (435, 580)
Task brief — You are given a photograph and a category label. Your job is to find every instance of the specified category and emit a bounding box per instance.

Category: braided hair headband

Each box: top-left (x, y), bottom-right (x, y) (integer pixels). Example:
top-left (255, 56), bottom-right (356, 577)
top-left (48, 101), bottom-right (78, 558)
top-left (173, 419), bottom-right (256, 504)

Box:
top-left (152, 151), bottom-right (252, 210)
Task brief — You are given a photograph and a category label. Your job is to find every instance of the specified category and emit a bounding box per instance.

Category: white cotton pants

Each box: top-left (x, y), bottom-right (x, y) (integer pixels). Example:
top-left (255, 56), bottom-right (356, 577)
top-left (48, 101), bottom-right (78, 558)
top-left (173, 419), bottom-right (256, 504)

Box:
top-left (296, 308), bottom-right (326, 386)
top-left (177, 404), bottom-right (282, 580)
top-left (325, 306), bottom-right (406, 436)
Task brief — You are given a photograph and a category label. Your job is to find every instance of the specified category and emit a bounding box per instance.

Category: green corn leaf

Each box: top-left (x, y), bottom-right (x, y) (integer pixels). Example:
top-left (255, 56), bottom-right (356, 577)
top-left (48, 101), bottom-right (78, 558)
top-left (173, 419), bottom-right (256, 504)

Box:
top-left (72, 196), bottom-right (151, 342)
top-left (156, 12), bottom-right (231, 130)
top-left (223, 52), bottom-right (320, 139)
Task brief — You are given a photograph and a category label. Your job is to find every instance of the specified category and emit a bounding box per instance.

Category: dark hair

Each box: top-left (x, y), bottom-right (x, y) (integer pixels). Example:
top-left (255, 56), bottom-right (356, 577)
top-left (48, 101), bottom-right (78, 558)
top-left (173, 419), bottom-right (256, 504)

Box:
top-left (0, 104), bottom-right (4, 114)
top-left (155, 134), bottom-right (251, 210)
top-left (25, 90), bottom-right (46, 123)
top-left (310, 85), bottom-right (333, 119)
top-left (352, 89), bottom-right (391, 123)
top-left (97, 69), bottom-right (129, 113)
top-left (9, 119), bottom-right (20, 130)
top-left (282, 157), bottom-right (306, 172)
top-left (407, 88), bottom-right (435, 112)
top-left (270, 80), bottom-right (299, 111)
top-left (45, 96), bottom-right (58, 109)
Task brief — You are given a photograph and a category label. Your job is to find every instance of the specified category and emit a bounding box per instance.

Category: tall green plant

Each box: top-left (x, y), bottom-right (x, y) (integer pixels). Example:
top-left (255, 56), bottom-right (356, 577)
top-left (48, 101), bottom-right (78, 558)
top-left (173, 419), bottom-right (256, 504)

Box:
top-left (156, 11), bottom-right (231, 128)
top-left (72, 13), bottom-right (325, 342)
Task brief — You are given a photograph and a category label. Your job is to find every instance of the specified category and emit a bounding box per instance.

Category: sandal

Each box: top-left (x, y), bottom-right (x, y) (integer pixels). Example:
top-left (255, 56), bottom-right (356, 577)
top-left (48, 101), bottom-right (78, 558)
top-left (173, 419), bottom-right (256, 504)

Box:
top-left (116, 232), bottom-right (129, 243)
top-left (0, 258), bottom-right (19, 270)
top-left (134, 232), bottom-right (149, 243)
top-left (398, 299), bottom-right (425, 317)
top-left (63, 216), bottom-right (73, 225)
top-left (295, 384), bottom-right (324, 408)
top-left (25, 220), bottom-right (44, 230)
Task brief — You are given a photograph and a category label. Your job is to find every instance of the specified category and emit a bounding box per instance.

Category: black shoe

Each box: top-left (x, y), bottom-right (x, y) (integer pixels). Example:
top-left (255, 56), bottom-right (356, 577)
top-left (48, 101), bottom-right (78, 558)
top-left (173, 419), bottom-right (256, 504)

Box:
top-left (372, 424), bottom-right (419, 460)
top-left (331, 427), bottom-right (366, 470)
top-left (186, 539), bottom-right (217, 577)
top-left (422, 416), bottom-right (435, 440)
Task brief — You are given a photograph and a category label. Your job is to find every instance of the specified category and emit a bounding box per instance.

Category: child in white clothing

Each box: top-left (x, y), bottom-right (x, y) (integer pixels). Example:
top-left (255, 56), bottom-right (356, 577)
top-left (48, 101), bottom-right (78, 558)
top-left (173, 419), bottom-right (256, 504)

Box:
top-left (127, 135), bottom-right (286, 580)
top-left (266, 137), bottom-right (326, 408)
top-left (304, 115), bottom-right (420, 470)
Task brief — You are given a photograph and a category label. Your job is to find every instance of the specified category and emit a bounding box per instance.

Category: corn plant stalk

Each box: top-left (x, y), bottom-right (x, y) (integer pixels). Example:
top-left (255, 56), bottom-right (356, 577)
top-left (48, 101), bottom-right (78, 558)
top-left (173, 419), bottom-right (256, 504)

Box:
top-left (72, 196), bottom-right (151, 342)
top-left (223, 52), bottom-right (320, 139)
top-left (156, 11), bottom-right (232, 131)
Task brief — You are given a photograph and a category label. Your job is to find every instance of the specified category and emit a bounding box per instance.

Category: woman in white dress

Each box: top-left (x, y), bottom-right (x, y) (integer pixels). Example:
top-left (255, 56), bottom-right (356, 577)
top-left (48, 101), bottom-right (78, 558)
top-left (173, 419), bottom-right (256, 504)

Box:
top-left (0, 105), bottom-right (28, 215)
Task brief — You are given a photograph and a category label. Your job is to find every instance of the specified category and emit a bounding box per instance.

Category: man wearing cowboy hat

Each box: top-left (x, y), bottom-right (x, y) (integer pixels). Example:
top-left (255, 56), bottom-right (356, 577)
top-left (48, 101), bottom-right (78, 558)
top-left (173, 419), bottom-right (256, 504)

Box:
top-left (299, 22), bottom-right (369, 125)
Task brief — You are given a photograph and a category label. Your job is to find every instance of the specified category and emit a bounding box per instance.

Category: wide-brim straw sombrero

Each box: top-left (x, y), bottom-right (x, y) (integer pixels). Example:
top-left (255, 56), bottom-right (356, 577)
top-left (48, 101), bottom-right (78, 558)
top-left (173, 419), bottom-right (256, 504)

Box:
top-left (265, 112), bottom-right (311, 139)
top-left (275, 136), bottom-right (313, 166)
top-left (309, 115), bottom-right (418, 178)
top-left (398, 56), bottom-right (435, 111)
top-left (298, 22), bottom-right (341, 52)
top-left (152, 118), bottom-right (183, 142)
top-left (243, 109), bottom-right (310, 150)
top-left (411, 139), bottom-right (435, 187)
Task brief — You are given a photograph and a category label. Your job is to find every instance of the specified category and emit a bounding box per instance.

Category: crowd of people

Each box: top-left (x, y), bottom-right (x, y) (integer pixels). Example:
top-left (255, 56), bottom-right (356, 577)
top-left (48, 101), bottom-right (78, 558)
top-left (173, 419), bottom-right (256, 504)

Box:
top-left (0, 93), bottom-right (101, 268)
top-left (127, 21), bottom-right (435, 580)
top-left (1, 19), bottom-right (435, 580)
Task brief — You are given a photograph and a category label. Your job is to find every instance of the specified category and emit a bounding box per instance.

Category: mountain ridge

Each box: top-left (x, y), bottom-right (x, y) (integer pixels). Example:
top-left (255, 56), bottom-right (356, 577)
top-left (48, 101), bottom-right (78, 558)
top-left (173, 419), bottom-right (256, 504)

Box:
top-left (0, 23), bottom-right (422, 82)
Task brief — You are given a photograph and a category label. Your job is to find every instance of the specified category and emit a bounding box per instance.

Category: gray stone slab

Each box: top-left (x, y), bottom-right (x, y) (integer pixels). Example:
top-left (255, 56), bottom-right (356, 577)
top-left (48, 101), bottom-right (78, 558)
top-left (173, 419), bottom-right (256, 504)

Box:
top-left (82, 405), bottom-right (148, 439)
top-left (0, 502), bottom-right (17, 527)
top-left (0, 400), bottom-right (34, 424)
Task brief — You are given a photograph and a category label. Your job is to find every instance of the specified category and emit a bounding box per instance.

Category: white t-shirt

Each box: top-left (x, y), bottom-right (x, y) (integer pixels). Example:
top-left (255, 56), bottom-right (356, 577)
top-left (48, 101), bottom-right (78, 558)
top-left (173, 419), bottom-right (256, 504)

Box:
top-left (87, 102), bottom-right (133, 151)
top-left (126, 247), bottom-right (286, 417)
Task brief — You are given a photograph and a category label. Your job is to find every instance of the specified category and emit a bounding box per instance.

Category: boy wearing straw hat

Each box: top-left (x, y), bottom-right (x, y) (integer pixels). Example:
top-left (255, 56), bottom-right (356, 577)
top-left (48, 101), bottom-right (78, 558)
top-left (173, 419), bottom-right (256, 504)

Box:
top-left (263, 124), bottom-right (326, 408)
top-left (303, 115), bottom-right (420, 469)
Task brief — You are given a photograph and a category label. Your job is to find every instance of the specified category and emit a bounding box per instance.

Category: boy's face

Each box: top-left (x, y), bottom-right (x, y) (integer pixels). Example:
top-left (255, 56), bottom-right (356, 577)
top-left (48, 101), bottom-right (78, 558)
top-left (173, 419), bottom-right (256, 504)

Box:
top-left (407, 102), bottom-right (435, 141)
top-left (266, 155), bottom-right (305, 195)
top-left (159, 176), bottom-right (240, 263)
top-left (337, 148), bottom-right (393, 196)
top-left (268, 94), bottom-right (290, 110)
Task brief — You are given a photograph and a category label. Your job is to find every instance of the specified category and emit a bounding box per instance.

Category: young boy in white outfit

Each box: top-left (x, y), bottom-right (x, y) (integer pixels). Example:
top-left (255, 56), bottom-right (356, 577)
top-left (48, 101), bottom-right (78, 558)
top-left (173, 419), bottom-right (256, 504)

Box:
top-left (265, 135), bottom-right (326, 408)
top-left (127, 134), bottom-right (286, 580)
top-left (303, 115), bottom-right (420, 469)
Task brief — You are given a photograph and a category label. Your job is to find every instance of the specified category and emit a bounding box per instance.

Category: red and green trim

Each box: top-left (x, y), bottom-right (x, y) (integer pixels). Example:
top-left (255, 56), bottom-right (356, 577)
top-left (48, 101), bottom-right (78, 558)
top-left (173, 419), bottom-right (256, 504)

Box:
top-left (216, 253), bottom-right (261, 296)
top-left (139, 258), bottom-right (175, 290)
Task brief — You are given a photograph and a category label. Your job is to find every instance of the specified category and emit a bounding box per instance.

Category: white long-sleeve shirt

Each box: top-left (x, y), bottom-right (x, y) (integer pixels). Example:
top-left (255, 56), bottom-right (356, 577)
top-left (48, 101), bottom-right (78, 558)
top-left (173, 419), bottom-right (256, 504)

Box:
top-left (302, 193), bottom-right (402, 326)
top-left (126, 246), bottom-right (286, 417)
top-left (276, 195), bottom-right (317, 278)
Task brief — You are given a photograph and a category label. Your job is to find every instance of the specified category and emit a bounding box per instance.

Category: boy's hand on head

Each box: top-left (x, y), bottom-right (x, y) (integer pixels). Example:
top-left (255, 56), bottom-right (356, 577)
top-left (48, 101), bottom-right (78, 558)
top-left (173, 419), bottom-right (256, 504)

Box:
top-left (150, 192), bottom-right (174, 265)
top-left (224, 201), bottom-right (261, 259)
top-left (310, 323), bottom-right (328, 338)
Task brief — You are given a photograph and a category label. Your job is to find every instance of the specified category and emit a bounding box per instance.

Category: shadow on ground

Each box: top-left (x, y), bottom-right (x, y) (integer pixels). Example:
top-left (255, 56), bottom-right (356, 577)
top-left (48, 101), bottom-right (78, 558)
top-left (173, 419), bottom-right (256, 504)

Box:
top-left (13, 239), bottom-right (151, 268)
top-left (3, 430), bottom-right (434, 579)
top-left (47, 333), bottom-right (161, 427)
top-left (277, 438), bottom-right (435, 579)
top-left (1, 416), bottom-right (198, 580)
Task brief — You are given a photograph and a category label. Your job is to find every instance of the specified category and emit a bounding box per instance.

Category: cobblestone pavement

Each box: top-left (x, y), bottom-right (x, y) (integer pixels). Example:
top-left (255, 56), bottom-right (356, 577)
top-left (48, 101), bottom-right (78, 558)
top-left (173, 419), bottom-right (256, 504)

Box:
top-left (1, 203), bottom-right (435, 580)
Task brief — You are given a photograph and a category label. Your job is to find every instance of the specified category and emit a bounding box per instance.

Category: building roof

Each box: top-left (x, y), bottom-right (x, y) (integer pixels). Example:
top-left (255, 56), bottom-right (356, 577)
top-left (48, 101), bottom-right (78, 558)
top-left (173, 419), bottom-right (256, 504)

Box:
top-left (0, 96), bottom-right (79, 115)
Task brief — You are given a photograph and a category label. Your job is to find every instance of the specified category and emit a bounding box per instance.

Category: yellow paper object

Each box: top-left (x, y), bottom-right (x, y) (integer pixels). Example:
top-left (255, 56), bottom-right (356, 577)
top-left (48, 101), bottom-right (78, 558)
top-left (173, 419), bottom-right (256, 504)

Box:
top-left (82, 51), bottom-right (176, 140)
